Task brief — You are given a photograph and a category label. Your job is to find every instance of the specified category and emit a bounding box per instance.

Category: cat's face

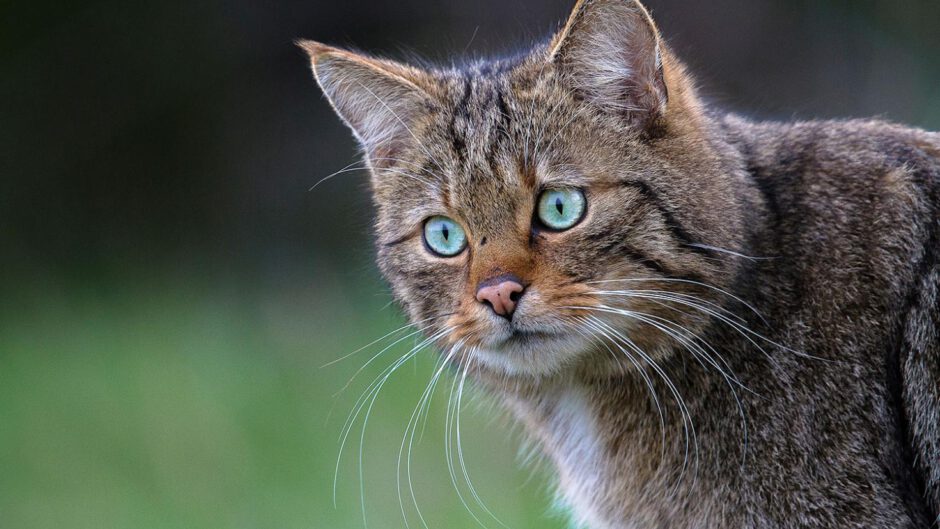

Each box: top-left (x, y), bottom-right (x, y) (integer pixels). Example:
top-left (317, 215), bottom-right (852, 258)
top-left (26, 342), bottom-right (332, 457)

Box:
top-left (304, 0), bottom-right (748, 380)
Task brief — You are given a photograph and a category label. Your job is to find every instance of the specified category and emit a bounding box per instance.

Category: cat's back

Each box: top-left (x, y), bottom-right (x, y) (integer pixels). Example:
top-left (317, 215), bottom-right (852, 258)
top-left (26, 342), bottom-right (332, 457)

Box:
top-left (724, 116), bottom-right (940, 194)
top-left (722, 116), bottom-right (939, 282)
top-left (721, 116), bottom-right (939, 352)
top-left (723, 115), bottom-right (940, 524)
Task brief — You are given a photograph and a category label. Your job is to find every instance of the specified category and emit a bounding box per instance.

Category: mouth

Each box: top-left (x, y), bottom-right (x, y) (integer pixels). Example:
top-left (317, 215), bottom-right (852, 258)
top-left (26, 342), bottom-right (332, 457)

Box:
top-left (479, 317), bottom-right (559, 346)
top-left (501, 328), bottom-right (557, 346)
top-left (470, 325), bottom-right (588, 377)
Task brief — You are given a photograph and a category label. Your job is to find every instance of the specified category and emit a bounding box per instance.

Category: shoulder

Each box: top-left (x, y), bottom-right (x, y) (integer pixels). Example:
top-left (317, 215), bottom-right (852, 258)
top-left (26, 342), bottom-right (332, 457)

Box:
top-left (720, 115), bottom-right (939, 187)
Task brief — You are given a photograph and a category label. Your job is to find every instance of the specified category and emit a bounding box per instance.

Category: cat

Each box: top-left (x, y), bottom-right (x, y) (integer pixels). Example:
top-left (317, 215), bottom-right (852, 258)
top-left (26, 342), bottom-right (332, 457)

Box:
top-left (300, 0), bottom-right (940, 527)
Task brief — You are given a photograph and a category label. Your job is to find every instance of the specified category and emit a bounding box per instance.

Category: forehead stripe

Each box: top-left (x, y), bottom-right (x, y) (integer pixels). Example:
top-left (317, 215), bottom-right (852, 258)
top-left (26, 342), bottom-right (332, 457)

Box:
top-left (448, 78), bottom-right (473, 165)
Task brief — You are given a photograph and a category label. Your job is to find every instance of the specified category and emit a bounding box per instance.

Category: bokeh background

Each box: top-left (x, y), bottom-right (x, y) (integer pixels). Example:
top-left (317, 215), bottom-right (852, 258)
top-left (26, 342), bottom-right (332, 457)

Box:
top-left (2, 1), bottom-right (939, 528)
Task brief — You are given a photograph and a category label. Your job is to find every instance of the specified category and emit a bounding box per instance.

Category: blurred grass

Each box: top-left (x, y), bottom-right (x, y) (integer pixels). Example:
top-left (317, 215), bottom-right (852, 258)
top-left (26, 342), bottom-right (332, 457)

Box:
top-left (0, 269), bottom-right (565, 529)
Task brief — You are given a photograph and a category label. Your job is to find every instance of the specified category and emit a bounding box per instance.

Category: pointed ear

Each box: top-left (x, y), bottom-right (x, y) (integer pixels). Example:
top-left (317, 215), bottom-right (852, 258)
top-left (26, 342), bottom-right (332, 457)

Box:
top-left (548, 0), bottom-right (667, 131)
top-left (298, 40), bottom-right (434, 162)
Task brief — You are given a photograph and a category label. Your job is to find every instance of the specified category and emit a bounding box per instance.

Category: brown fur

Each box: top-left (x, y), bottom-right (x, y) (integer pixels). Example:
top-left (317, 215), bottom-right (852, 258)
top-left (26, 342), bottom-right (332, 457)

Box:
top-left (300, 1), bottom-right (940, 527)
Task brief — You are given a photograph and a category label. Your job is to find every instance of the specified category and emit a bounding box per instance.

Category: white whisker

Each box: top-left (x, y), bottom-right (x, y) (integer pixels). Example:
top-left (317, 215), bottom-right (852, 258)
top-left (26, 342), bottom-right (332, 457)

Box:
top-left (591, 315), bottom-right (700, 495)
top-left (456, 349), bottom-right (508, 528)
top-left (398, 340), bottom-right (463, 529)
top-left (442, 346), bottom-right (493, 529)
top-left (590, 303), bottom-right (752, 471)
top-left (310, 160), bottom-right (370, 191)
top-left (588, 277), bottom-right (768, 326)
top-left (332, 325), bottom-right (451, 513)
top-left (684, 243), bottom-right (776, 261)
top-left (322, 315), bottom-right (441, 369)
top-left (574, 316), bottom-right (668, 466)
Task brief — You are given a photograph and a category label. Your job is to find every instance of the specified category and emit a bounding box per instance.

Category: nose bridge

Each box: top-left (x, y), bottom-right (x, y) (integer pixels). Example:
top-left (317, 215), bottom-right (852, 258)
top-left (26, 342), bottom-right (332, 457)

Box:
top-left (458, 173), bottom-right (532, 287)
top-left (470, 236), bottom-right (532, 288)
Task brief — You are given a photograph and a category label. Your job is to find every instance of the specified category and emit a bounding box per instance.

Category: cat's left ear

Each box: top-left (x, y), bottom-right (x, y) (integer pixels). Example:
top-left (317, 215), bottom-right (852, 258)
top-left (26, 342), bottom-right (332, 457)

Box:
top-left (298, 40), bottom-right (435, 164)
top-left (548, 0), bottom-right (667, 131)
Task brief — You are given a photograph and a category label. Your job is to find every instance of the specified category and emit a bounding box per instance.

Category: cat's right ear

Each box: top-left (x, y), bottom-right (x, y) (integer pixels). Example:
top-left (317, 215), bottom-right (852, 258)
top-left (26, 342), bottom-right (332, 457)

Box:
top-left (298, 40), bottom-right (434, 164)
top-left (548, 0), bottom-right (667, 132)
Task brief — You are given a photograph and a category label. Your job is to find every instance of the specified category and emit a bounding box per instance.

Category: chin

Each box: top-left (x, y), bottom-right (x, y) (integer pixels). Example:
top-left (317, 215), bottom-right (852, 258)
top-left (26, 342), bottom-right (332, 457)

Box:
top-left (470, 329), bottom-right (593, 378)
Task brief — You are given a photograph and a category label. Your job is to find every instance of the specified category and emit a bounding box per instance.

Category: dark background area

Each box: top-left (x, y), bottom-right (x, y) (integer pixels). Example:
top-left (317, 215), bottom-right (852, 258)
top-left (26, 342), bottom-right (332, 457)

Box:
top-left (4, 0), bottom-right (939, 287)
top-left (2, 1), bottom-right (939, 528)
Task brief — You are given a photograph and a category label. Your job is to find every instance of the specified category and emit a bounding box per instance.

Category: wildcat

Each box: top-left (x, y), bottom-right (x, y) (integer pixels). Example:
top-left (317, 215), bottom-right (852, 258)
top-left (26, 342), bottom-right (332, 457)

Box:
top-left (300, 0), bottom-right (940, 527)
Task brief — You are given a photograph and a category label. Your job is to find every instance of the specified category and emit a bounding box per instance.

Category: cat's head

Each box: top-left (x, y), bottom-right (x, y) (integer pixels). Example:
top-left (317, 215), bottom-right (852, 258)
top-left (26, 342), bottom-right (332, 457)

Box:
top-left (302, 0), bottom-right (750, 381)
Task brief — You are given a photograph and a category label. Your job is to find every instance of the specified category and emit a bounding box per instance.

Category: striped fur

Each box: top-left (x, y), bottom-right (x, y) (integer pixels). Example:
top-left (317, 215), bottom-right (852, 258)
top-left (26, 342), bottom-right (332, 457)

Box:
top-left (301, 1), bottom-right (940, 526)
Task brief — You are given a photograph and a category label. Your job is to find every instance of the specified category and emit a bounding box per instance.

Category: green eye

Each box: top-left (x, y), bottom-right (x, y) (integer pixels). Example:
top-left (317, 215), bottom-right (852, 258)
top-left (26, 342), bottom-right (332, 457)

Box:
top-left (536, 188), bottom-right (586, 230)
top-left (423, 216), bottom-right (467, 257)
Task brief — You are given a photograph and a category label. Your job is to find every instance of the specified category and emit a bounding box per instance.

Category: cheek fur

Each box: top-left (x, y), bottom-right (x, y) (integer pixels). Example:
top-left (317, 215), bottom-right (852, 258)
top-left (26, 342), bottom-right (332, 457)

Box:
top-left (380, 241), bottom-right (468, 323)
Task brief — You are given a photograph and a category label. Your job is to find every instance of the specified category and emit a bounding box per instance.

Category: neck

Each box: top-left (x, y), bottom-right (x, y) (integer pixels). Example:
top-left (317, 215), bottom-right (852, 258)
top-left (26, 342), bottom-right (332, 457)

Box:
top-left (489, 118), bottom-right (774, 528)
top-left (499, 368), bottom-right (738, 529)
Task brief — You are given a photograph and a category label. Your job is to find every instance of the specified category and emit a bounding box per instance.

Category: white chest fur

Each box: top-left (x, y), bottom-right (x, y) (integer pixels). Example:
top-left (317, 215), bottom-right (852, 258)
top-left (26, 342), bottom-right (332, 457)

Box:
top-left (508, 382), bottom-right (724, 528)
top-left (543, 387), bottom-right (613, 529)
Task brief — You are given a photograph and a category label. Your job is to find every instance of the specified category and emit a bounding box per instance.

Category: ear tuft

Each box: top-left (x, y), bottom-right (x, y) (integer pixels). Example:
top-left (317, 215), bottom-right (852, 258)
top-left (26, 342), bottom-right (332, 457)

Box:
top-left (298, 40), bottom-right (434, 162)
top-left (296, 39), bottom-right (330, 62)
top-left (549, 0), bottom-right (667, 131)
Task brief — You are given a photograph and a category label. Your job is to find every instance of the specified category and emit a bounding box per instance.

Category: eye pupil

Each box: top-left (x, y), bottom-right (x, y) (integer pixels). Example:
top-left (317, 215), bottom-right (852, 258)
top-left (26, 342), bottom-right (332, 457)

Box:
top-left (554, 197), bottom-right (564, 215)
top-left (441, 225), bottom-right (449, 240)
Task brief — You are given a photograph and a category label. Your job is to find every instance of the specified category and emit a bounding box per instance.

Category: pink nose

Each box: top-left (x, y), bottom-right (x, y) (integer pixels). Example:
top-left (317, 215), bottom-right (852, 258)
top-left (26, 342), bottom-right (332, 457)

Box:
top-left (475, 274), bottom-right (526, 318)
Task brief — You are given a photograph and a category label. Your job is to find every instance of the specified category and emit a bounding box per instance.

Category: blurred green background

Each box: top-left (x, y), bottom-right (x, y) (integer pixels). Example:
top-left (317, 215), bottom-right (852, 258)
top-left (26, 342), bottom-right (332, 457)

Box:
top-left (2, 1), bottom-right (939, 528)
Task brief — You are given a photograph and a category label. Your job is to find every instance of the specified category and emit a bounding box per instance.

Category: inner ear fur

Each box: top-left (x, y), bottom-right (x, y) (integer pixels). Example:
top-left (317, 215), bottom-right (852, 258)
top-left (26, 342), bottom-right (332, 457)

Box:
top-left (548, 0), bottom-right (668, 131)
top-left (298, 40), bottom-right (436, 163)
